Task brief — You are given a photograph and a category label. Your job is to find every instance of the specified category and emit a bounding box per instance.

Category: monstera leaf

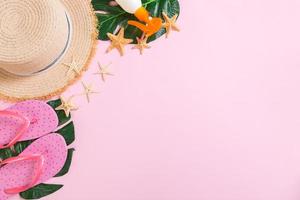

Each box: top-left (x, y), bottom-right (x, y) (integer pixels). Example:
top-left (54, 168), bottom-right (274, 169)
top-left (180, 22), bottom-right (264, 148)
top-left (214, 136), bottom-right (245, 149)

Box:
top-left (47, 99), bottom-right (71, 126)
top-left (92, 0), bottom-right (180, 43)
top-left (20, 184), bottom-right (63, 199)
top-left (54, 148), bottom-right (75, 177)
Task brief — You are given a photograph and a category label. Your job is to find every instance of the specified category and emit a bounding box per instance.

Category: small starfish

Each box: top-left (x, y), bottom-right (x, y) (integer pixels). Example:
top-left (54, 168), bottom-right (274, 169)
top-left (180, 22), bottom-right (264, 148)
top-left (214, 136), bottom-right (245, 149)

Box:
top-left (55, 96), bottom-right (78, 117)
top-left (106, 27), bottom-right (133, 56)
top-left (63, 56), bottom-right (81, 76)
top-left (162, 12), bottom-right (180, 38)
top-left (94, 62), bottom-right (114, 82)
top-left (81, 82), bottom-right (99, 103)
top-left (132, 36), bottom-right (151, 55)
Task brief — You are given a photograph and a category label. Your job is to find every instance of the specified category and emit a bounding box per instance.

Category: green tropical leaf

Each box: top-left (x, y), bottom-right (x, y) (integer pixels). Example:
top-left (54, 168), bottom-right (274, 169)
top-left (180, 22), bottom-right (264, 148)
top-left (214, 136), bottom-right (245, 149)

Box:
top-left (57, 122), bottom-right (75, 145)
top-left (55, 148), bottom-right (75, 177)
top-left (92, 0), bottom-right (180, 43)
top-left (13, 140), bottom-right (35, 155)
top-left (20, 184), bottom-right (63, 199)
top-left (0, 140), bottom-right (34, 160)
top-left (0, 147), bottom-right (14, 160)
top-left (47, 99), bottom-right (71, 126)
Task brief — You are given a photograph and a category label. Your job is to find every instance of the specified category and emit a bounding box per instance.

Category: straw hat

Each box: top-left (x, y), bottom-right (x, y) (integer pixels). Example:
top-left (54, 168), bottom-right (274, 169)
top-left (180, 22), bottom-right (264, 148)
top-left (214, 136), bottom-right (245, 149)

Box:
top-left (0, 0), bottom-right (98, 101)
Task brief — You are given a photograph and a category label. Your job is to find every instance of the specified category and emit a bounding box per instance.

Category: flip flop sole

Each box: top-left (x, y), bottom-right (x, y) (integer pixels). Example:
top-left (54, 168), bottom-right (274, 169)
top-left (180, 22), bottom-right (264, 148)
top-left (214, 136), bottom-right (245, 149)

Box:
top-left (0, 100), bottom-right (58, 145)
top-left (0, 134), bottom-right (67, 200)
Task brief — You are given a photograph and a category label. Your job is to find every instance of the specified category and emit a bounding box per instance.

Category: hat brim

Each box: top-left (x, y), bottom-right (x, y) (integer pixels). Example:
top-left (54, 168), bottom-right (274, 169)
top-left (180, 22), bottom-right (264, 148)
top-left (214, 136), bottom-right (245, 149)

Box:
top-left (0, 0), bottom-right (98, 102)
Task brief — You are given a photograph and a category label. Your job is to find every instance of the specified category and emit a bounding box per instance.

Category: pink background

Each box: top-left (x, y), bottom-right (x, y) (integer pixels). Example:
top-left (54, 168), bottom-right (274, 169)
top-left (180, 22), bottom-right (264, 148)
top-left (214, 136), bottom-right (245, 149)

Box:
top-left (4, 0), bottom-right (300, 199)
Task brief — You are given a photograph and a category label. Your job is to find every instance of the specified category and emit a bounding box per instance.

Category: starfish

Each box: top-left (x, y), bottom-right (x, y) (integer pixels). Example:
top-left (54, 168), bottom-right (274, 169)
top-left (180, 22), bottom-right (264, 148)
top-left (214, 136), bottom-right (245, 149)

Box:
top-left (63, 56), bottom-right (81, 76)
top-left (106, 27), bottom-right (133, 56)
top-left (55, 96), bottom-right (78, 117)
top-left (162, 12), bottom-right (180, 38)
top-left (81, 82), bottom-right (99, 103)
top-left (132, 37), bottom-right (151, 55)
top-left (94, 62), bottom-right (114, 82)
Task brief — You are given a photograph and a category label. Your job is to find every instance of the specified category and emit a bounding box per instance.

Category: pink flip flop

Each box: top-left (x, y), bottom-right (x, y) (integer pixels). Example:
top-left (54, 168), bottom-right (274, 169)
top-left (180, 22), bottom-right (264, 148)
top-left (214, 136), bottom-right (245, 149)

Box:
top-left (0, 100), bottom-right (58, 149)
top-left (0, 134), bottom-right (67, 199)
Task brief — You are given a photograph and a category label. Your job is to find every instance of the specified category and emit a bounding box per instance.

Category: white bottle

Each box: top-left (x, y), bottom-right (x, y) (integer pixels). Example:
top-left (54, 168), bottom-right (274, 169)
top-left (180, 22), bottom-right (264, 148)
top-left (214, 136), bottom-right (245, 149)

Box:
top-left (115, 0), bottom-right (142, 14)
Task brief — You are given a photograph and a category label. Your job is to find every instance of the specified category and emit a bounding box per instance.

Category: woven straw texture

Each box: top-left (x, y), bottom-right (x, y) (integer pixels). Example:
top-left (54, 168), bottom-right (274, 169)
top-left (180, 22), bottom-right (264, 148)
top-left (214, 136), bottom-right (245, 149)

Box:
top-left (0, 0), bottom-right (98, 102)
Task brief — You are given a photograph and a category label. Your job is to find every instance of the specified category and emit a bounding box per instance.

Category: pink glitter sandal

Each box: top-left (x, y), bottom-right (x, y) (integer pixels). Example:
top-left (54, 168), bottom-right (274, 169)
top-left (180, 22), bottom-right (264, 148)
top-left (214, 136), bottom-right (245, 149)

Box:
top-left (0, 100), bottom-right (58, 149)
top-left (0, 134), bottom-right (67, 200)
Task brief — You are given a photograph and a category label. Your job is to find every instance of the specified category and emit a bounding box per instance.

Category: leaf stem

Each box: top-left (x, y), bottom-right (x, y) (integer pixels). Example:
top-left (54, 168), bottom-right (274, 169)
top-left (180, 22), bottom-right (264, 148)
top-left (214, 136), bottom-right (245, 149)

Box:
top-left (143, 0), bottom-right (158, 6)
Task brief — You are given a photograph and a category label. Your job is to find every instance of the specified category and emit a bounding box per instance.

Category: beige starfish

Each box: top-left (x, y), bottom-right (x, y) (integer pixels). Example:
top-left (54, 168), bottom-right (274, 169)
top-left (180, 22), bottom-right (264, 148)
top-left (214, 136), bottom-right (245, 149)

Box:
top-left (81, 82), bottom-right (99, 103)
top-left (106, 27), bottom-right (133, 56)
top-left (132, 37), bottom-right (151, 55)
top-left (63, 56), bottom-right (81, 76)
top-left (55, 96), bottom-right (78, 117)
top-left (162, 12), bottom-right (180, 38)
top-left (94, 62), bottom-right (114, 82)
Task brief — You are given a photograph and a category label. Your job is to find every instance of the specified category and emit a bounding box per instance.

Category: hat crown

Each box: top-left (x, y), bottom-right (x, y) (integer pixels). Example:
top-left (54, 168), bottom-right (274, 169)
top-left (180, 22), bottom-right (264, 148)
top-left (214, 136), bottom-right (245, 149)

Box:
top-left (0, 0), bottom-right (70, 76)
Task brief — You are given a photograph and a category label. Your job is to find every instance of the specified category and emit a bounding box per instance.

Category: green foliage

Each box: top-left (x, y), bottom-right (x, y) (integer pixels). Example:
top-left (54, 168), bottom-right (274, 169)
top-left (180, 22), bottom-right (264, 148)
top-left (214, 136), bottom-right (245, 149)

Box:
top-left (13, 140), bottom-right (35, 155)
top-left (0, 140), bottom-right (33, 160)
top-left (0, 147), bottom-right (14, 160)
top-left (92, 0), bottom-right (180, 43)
top-left (57, 122), bottom-right (75, 145)
top-left (20, 184), bottom-right (63, 199)
top-left (47, 99), bottom-right (71, 126)
top-left (55, 148), bottom-right (75, 177)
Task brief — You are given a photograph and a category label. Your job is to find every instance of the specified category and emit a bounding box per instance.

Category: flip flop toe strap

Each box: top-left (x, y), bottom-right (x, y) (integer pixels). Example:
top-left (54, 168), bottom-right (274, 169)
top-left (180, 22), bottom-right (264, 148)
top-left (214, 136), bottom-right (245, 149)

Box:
top-left (0, 110), bottom-right (31, 149)
top-left (1, 154), bottom-right (45, 194)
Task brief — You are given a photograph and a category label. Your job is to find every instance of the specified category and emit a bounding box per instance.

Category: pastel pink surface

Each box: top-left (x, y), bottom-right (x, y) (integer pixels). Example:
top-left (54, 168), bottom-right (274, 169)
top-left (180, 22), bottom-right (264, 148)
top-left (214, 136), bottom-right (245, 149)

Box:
top-left (5, 0), bottom-right (300, 199)
top-left (0, 134), bottom-right (67, 200)
top-left (0, 100), bottom-right (58, 145)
